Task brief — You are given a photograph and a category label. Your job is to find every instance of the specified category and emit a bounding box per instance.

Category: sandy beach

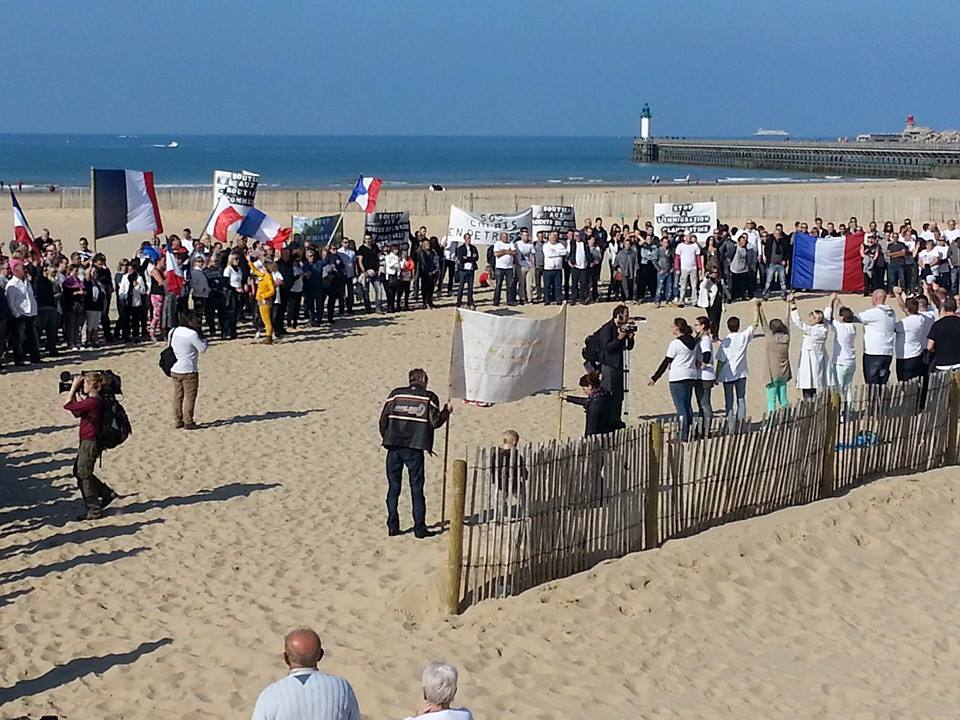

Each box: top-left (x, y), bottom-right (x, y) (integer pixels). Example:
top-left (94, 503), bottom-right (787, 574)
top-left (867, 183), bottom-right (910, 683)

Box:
top-left (2, 271), bottom-right (960, 718)
top-left (3, 183), bottom-right (960, 718)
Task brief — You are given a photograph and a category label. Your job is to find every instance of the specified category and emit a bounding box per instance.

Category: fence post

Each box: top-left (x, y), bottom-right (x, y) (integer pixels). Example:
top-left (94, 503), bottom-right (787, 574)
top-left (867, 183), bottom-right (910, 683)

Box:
top-left (445, 459), bottom-right (468, 615)
top-left (644, 421), bottom-right (663, 550)
top-left (820, 391), bottom-right (840, 499)
top-left (947, 373), bottom-right (960, 465)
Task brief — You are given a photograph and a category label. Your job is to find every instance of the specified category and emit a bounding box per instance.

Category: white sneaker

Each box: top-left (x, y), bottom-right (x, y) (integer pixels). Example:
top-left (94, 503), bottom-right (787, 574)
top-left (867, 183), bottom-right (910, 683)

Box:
top-left (254, 330), bottom-right (261, 340)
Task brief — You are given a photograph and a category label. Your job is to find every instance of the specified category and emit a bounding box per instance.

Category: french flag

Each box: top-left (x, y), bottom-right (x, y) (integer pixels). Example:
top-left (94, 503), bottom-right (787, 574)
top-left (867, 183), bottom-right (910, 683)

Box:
top-left (10, 189), bottom-right (39, 256)
top-left (348, 175), bottom-right (382, 214)
top-left (164, 237), bottom-right (186, 295)
top-left (92, 169), bottom-right (163, 240)
top-left (791, 232), bottom-right (865, 293)
top-left (237, 207), bottom-right (292, 249)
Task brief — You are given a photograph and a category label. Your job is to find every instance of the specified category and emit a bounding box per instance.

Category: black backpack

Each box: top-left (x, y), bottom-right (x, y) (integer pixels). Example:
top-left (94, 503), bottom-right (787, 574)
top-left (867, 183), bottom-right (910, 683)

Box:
top-left (582, 331), bottom-right (604, 370)
top-left (98, 397), bottom-right (132, 450)
top-left (486, 244), bottom-right (495, 266)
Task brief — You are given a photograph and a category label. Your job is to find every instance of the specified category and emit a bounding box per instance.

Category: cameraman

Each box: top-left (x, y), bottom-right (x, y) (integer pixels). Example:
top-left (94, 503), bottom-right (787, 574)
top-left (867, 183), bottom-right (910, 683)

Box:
top-left (63, 372), bottom-right (117, 520)
top-left (593, 304), bottom-right (636, 424)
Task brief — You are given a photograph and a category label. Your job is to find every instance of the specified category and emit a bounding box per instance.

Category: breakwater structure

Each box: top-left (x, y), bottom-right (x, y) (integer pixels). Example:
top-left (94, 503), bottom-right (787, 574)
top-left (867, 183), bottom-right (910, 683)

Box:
top-left (633, 110), bottom-right (960, 179)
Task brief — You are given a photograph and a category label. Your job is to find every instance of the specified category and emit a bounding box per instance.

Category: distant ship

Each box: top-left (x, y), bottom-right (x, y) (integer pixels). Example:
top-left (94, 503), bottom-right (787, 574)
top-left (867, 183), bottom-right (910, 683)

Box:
top-left (152, 141), bottom-right (179, 149)
top-left (754, 128), bottom-right (789, 137)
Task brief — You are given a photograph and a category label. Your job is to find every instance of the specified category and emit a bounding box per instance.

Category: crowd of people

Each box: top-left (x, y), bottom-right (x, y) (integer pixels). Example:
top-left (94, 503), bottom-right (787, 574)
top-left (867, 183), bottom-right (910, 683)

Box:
top-left (5, 215), bottom-right (960, 371)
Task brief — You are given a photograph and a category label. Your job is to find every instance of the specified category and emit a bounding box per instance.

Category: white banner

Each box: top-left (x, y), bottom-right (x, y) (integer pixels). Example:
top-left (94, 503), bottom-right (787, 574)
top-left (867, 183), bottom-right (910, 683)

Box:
top-left (447, 206), bottom-right (532, 246)
top-left (531, 205), bottom-right (577, 238)
top-left (451, 307), bottom-right (566, 404)
top-left (653, 201), bottom-right (717, 240)
top-left (207, 170), bottom-right (260, 239)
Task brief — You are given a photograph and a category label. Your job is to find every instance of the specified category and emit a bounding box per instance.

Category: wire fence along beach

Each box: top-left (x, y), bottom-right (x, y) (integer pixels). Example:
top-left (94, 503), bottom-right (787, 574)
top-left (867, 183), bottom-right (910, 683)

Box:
top-left (446, 372), bottom-right (960, 613)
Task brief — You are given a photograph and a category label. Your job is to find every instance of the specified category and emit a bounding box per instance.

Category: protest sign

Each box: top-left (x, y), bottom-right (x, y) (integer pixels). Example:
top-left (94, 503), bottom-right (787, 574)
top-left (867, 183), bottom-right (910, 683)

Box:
top-left (292, 214), bottom-right (343, 246)
top-left (447, 206), bottom-right (532, 245)
top-left (205, 170), bottom-right (260, 240)
top-left (365, 211), bottom-right (411, 250)
top-left (531, 205), bottom-right (577, 238)
top-left (653, 201), bottom-right (717, 239)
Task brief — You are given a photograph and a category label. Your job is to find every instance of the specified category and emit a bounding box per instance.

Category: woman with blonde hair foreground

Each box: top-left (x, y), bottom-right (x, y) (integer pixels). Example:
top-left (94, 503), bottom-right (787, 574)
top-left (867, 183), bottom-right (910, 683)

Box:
top-left (403, 662), bottom-right (473, 720)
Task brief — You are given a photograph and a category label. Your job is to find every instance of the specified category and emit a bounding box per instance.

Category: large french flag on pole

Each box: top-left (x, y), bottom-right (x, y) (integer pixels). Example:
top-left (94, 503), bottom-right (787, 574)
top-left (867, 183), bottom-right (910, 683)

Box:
top-left (92, 169), bottom-right (163, 240)
top-left (10, 189), bottom-right (39, 256)
top-left (791, 232), bottom-right (865, 293)
top-left (237, 208), bottom-right (292, 249)
top-left (348, 175), bottom-right (382, 213)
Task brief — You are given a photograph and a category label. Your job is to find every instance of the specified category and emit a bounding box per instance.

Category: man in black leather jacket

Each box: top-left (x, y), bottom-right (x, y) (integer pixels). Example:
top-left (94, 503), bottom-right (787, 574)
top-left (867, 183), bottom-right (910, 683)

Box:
top-left (379, 368), bottom-right (452, 538)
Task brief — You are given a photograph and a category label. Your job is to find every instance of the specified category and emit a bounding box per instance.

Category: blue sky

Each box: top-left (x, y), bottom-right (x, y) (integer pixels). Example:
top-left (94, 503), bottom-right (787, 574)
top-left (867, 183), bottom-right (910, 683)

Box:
top-left (2, 0), bottom-right (956, 137)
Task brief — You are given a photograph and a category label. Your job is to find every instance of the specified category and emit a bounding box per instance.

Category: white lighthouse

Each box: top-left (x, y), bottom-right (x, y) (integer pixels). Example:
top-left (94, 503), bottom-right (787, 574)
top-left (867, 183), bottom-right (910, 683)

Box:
top-left (640, 103), bottom-right (652, 140)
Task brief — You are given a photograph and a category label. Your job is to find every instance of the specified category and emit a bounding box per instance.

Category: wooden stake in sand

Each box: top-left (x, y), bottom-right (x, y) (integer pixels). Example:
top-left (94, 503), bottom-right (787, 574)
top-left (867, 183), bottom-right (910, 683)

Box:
top-left (441, 308), bottom-right (463, 524)
top-left (445, 458), bottom-right (468, 615)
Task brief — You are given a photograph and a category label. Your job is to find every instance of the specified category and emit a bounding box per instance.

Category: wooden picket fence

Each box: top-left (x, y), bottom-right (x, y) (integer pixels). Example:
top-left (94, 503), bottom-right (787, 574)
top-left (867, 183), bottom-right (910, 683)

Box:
top-left (444, 372), bottom-right (960, 613)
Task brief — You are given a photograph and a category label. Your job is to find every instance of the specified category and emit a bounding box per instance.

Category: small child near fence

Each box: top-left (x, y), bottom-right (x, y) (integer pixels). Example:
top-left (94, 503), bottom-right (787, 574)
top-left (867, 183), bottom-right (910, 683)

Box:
top-left (492, 429), bottom-right (528, 520)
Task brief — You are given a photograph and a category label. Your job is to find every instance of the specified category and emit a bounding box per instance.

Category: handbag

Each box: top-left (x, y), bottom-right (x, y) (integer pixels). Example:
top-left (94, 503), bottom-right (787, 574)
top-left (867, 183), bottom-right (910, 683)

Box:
top-left (159, 329), bottom-right (176, 377)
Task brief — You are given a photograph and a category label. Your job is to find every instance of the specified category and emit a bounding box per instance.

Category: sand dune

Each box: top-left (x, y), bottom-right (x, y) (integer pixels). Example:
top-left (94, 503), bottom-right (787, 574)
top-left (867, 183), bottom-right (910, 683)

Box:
top-left (2, 287), bottom-right (958, 719)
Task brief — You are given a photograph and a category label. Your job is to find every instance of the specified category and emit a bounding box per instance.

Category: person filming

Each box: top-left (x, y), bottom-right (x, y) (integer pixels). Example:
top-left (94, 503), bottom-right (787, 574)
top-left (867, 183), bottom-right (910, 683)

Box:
top-left (590, 304), bottom-right (637, 422)
top-left (63, 372), bottom-right (118, 520)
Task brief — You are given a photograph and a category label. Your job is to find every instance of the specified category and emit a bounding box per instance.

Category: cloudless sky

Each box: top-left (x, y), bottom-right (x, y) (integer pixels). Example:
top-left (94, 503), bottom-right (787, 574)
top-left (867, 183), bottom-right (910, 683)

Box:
top-left (2, 0), bottom-right (957, 137)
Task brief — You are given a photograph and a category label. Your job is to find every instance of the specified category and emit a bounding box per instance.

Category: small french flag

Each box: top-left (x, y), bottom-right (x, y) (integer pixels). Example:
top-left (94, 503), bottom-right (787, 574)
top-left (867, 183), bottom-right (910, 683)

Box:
top-left (348, 175), bottom-right (383, 214)
top-left (10, 189), bottom-right (39, 256)
top-left (791, 232), bottom-right (865, 293)
top-left (238, 207), bottom-right (292, 249)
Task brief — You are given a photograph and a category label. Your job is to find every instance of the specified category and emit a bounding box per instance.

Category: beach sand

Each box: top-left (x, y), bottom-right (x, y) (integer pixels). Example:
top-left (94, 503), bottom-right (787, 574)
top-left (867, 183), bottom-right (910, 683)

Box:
top-left (2, 274), bottom-right (960, 718)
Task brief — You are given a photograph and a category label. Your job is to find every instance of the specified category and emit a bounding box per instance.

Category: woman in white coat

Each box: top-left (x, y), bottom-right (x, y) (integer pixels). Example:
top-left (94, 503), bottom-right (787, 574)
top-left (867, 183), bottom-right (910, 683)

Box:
top-left (788, 293), bottom-right (830, 398)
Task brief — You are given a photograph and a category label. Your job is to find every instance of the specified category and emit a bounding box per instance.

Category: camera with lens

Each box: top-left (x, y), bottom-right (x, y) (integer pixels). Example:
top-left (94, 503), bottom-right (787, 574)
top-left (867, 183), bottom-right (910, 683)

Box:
top-left (59, 370), bottom-right (123, 397)
top-left (621, 321), bottom-right (638, 335)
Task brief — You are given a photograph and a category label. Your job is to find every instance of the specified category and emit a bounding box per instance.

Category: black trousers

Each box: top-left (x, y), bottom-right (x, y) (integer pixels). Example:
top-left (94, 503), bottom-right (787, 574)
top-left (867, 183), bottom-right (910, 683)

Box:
top-left (11, 315), bottom-right (40, 362)
top-left (570, 267), bottom-right (589, 303)
top-left (896, 355), bottom-right (927, 383)
top-left (456, 270), bottom-right (475, 306)
top-left (420, 274), bottom-right (436, 307)
top-left (385, 447), bottom-right (426, 532)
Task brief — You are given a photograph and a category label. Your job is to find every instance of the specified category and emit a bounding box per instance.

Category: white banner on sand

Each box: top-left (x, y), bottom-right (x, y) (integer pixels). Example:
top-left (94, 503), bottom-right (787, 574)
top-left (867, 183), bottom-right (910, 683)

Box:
top-left (447, 206), bottom-right (532, 246)
top-left (653, 201), bottom-right (717, 239)
top-left (451, 306), bottom-right (566, 405)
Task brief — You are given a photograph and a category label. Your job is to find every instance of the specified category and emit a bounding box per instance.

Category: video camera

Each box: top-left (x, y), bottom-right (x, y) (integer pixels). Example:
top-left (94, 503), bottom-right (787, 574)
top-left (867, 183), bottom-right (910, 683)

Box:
top-left (59, 370), bottom-right (123, 397)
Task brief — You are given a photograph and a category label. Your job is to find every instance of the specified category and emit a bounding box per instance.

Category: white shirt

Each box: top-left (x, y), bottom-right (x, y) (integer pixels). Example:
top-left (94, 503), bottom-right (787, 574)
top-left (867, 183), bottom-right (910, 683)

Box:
top-left (493, 241), bottom-right (516, 270)
top-left (919, 230), bottom-right (936, 243)
top-left (404, 710), bottom-right (474, 720)
top-left (717, 325), bottom-right (755, 382)
top-left (5, 276), bottom-right (38, 318)
top-left (118, 274), bottom-right (145, 308)
top-left (895, 313), bottom-right (933, 359)
top-left (515, 240), bottom-right (534, 269)
top-left (223, 265), bottom-right (243, 289)
top-left (856, 305), bottom-right (896, 356)
top-left (943, 228), bottom-right (960, 242)
top-left (699, 334), bottom-right (716, 381)
top-left (252, 668), bottom-right (360, 720)
top-left (666, 337), bottom-right (701, 381)
top-left (676, 243), bottom-right (701, 271)
top-left (442, 237), bottom-right (459, 262)
top-left (169, 326), bottom-right (208, 374)
top-left (745, 229), bottom-right (760, 252)
top-left (337, 248), bottom-right (356, 278)
top-left (824, 305), bottom-right (857, 365)
top-left (384, 253), bottom-right (401, 278)
top-left (542, 242), bottom-right (568, 270)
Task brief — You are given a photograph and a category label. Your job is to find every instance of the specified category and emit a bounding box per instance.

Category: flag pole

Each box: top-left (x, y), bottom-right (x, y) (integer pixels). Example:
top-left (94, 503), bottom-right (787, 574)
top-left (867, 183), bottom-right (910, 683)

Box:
top-left (440, 307), bottom-right (462, 526)
top-left (90, 167), bottom-right (97, 254)
top-left (557, 303), bottom-right (568, 442)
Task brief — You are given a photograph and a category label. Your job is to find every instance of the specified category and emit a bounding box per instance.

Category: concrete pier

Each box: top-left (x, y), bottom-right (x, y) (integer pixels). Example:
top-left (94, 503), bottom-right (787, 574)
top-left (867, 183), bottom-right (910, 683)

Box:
top-left (634, 137), bottom-right (960, 178)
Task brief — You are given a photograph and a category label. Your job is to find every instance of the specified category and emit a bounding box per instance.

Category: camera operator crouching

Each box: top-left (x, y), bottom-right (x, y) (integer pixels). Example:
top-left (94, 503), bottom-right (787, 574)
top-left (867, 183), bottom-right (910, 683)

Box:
top-left (62, 370), bottom-right (129, 520)
top-left (582, 304), bottom-right (638, 425)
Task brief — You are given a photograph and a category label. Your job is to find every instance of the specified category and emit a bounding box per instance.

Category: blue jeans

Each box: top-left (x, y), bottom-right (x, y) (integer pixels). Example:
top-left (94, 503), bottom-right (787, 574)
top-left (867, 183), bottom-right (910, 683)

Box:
top-left (669, 380), bottom-right (696, 441)
top-left (723, 378), bottom-right (747, 431)
top-left (362, 277), bottom-right (383, 312)
top-left (763, 263), bottom-right (787, 297)
top-left (494, 268), bottom-right (516, 306)
top-left (543, 269), bottom-right (563, 304)
top-left (951, 266), bottom-right (960, 295)
top-left (385, 447), bottom-right (426, 533)
top-left (888, 264), bottom-right (905, 291)
top-left (656, 272), bottom-right (673, 304)
top-left (695, 380), bottom-right (713, 435)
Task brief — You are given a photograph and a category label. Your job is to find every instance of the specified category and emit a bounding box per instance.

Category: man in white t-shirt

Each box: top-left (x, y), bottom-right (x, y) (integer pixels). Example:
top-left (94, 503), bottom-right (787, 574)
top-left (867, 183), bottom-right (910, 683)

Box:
top-left (943, 219), bottom-right (960, 243)
top-left (892, 288), bottom-right (933, 383)
top-left (716, 310), bottom-right (757, 431)
top-left (675, 233), bottom-right (702, 307)
top-left (855, 288), bottom-right (896, 385)
top-left (492, 232), bottom-right (517, 306)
